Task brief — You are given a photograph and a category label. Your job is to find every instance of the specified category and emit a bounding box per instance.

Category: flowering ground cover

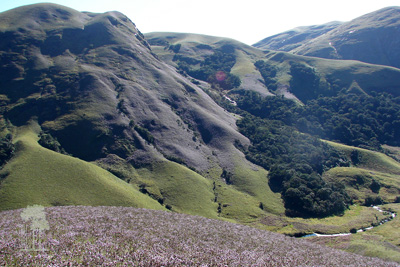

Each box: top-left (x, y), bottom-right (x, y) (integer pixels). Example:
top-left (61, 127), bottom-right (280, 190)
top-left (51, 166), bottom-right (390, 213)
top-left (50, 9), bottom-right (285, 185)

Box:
top-left (0, 206), bottom-right (398, 266)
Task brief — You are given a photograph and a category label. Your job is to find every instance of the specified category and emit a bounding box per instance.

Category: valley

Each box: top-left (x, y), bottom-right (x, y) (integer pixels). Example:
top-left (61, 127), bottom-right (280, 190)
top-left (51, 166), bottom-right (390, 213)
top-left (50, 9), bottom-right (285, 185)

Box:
top-left (0, 3), bottom-right (399, 264)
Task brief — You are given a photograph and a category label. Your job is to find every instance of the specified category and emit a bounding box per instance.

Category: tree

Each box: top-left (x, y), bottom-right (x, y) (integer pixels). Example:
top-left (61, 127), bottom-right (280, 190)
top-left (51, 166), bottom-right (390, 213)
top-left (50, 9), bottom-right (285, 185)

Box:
top-left (370, 179), bottom-right (381, 193)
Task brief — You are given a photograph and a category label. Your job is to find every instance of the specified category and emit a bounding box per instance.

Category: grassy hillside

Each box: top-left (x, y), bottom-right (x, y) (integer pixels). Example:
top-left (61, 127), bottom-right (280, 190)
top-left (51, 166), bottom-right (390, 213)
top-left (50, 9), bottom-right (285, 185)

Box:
top-left (323, 141), bottom-right (400, 204)
top-left (261, 50), bottom-right (400, 99)
top-left (254, 7), bottom-right (400, 69)
top-left (0, 121), bottom-right (164, 211)
top-left (97, 152), bottom-right (285, 222)
top-left (0, 119), bottom-right (285, 223)
top-left (145, 32), bottom-right (271, 96)
top-left (0, 4), bottom-right (285, 224)
top-left (147, 32), bottom-right (400, 103)
top-left (253, 21), bottom-right (342, 51)
top-left (1, 206), bottom-right (397, 266)
top-left (291, 7), bottom-right (400, 69)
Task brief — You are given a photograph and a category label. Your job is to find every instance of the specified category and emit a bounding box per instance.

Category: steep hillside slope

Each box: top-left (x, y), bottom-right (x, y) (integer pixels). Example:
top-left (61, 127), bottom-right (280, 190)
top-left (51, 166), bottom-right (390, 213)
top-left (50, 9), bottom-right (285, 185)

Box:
top-left (0, 4), bottom-right (248, 171)
top-left (0, 4), bottom-right (284, 222)
top-left (254, 7), bottom-right (400, 69)
top-left (147, 32), bottom-right (400, 101)
top-left (1, 4), bottom-right (400, 262)
top-left (0, 121), bottom-right (164, 211)
top-left (253, 21), bottom-right (342, 52)
top-left (145, 32), bottom-right (272, 96)
top-left (146, 31), bottom-right (400, 214)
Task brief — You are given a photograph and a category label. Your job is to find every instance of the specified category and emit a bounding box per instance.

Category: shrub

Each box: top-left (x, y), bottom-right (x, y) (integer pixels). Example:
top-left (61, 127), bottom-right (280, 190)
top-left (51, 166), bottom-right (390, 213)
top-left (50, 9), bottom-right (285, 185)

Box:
top-left (369, 179), bottom-right (381, 193)
top-left (364, 195), bottom-right (384, 206)
top-left (169, 44), bottom-right (181, 53)
top-left (134, 125), bottom-right (154, 144)
top-left (0, 133), bottom-right (14, 168)
top-left (38, 131), bottom-right (68, 155)
top-left (350, 228), bottom-right (358, 234)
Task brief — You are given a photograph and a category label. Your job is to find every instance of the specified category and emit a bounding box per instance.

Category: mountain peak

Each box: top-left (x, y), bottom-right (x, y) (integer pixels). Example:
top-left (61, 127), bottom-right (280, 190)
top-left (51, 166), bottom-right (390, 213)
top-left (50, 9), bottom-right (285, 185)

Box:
top-left (0, 3), bottom-right (88, 31)
top-left (254, 6), bottom-right (400, 69)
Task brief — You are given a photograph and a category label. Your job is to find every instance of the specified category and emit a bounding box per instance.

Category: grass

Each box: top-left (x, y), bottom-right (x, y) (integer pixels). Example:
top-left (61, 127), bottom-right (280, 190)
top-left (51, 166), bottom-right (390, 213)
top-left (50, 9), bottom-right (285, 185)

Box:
top-left (0, 119), bottom-right (284, 224)
top-left (1, 206), bottom-right (397, 266)
top-left (231, 156), bottom-right (284, 215)
top-left (324, 167), bottom-right (400, 203)
top-left (0, 3), bottom-right (86, 31)
top-left (257, 204), bottom-right (388, 235)
top-left (326, 140), bottom-right (400, 174)
top-left (133, 157), bottom-right (285, 223)
top-left (368, 204), bottom-right (400, 246)
top-left (136, 161), bottom-right (218, 219)
top-left (322, 140), bottom-right (400, 203)
top-left (306, 204), bottom-right (400, 263)
top-left (0, 121), bottom-right (164, 211)
top-left (230, 50), bottom-right (257, 77)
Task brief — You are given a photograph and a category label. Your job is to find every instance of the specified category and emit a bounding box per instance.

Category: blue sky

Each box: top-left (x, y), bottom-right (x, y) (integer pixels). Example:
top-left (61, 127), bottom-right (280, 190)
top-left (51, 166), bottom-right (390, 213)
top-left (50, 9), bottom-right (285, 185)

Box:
top-left (1, 0), bottom-right (399, 44)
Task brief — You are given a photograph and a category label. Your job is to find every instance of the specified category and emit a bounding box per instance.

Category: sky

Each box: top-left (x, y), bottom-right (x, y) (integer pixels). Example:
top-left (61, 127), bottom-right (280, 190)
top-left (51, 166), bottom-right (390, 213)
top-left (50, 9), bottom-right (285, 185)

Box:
top-left (0, 0), bottom-right (399, 45)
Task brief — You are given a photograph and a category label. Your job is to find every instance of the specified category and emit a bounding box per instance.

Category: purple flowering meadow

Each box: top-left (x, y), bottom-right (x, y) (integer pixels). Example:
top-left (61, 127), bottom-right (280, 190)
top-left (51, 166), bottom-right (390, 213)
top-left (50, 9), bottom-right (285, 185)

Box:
top-left (0, 206), bottom-right (398, 266)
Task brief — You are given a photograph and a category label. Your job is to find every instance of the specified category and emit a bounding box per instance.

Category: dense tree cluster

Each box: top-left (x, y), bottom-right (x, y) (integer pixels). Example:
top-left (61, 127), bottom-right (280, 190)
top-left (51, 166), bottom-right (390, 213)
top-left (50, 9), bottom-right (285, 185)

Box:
top-left (237, 115), bottom-right (350, 217)
top-left (235, 89), bottom-right (400, 149)
top-left (174, 45), bottom-right (241, 90)
top-left (0, 133), bottom-right (14, 169)
top-left (254, 60), bottom-right (278, 91)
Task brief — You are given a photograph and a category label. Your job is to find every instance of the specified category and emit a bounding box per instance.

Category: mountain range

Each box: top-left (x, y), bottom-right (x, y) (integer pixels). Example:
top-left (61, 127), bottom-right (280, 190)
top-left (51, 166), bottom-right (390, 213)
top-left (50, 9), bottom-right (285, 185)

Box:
top-left (0, 3), bottom-right (400, 263)
top-left (254, 6), bottom-right (400, 69)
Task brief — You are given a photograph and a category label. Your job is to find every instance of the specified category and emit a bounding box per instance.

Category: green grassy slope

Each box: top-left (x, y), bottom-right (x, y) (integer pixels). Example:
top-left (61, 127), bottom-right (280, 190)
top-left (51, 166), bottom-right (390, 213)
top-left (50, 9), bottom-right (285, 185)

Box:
top-left (0, 121), bottom-right (164, 211)
top-left (324, 141), bottom-right (400, 203)
top-left (136, 161), bottom-right (219, 219)
top-left (212, 161), bottom-right (284, 223)
top-left (0, 120), bottom-right (285, 223)
top-left (99, 156), bottom-right (285, 222)
top-left (306, 203), bottom-right (400, 263)
top-left (263, 50), bottom-right (400, 98)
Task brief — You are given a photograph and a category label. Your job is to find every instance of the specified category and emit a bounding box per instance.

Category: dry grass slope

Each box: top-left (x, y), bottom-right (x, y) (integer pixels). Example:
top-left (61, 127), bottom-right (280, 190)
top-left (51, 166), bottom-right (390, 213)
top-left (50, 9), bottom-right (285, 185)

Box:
top-left (0, 206), bottom-right (398, 266)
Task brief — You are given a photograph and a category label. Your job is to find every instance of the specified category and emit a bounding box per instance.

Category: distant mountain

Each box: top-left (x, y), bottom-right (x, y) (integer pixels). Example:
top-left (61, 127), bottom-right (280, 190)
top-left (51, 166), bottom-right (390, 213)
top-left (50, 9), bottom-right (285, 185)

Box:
top-left (254, 7), bottom-right (400, 69)
top-left (253, 21), bottom-right (342, 52)
top-left (147, 31), bottom-right (400, 102)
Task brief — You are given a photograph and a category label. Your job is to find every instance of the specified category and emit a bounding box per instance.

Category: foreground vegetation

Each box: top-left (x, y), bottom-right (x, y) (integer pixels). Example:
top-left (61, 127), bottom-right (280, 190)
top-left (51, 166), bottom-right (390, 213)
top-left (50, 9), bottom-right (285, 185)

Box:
top-left (1, 206), bottom-right (398, 266)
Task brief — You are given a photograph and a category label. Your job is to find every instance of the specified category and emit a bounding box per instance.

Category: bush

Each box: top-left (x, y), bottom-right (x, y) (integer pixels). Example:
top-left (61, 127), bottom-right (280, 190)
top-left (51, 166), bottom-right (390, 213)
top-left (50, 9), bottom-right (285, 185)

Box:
top-left (369, 179), bottom-right (381, 193)
top-left (364, 195), bottom-right (384, 206)
top-left (169, 44), bottom-right (181, 53)
top-left (0, 133), bottom-right (14, 168)
top-left (134, 125), bottom-right (154, 144)
top-left (38, 131), bottom-right (67, 154)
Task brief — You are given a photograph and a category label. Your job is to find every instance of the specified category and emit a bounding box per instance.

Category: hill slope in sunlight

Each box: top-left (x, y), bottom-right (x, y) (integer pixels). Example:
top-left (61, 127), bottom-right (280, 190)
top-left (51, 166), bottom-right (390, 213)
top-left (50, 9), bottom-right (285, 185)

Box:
top-left (0, 206), bottom-right (398, 266)
top-left (254, 7), bottom-right (400, 69)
